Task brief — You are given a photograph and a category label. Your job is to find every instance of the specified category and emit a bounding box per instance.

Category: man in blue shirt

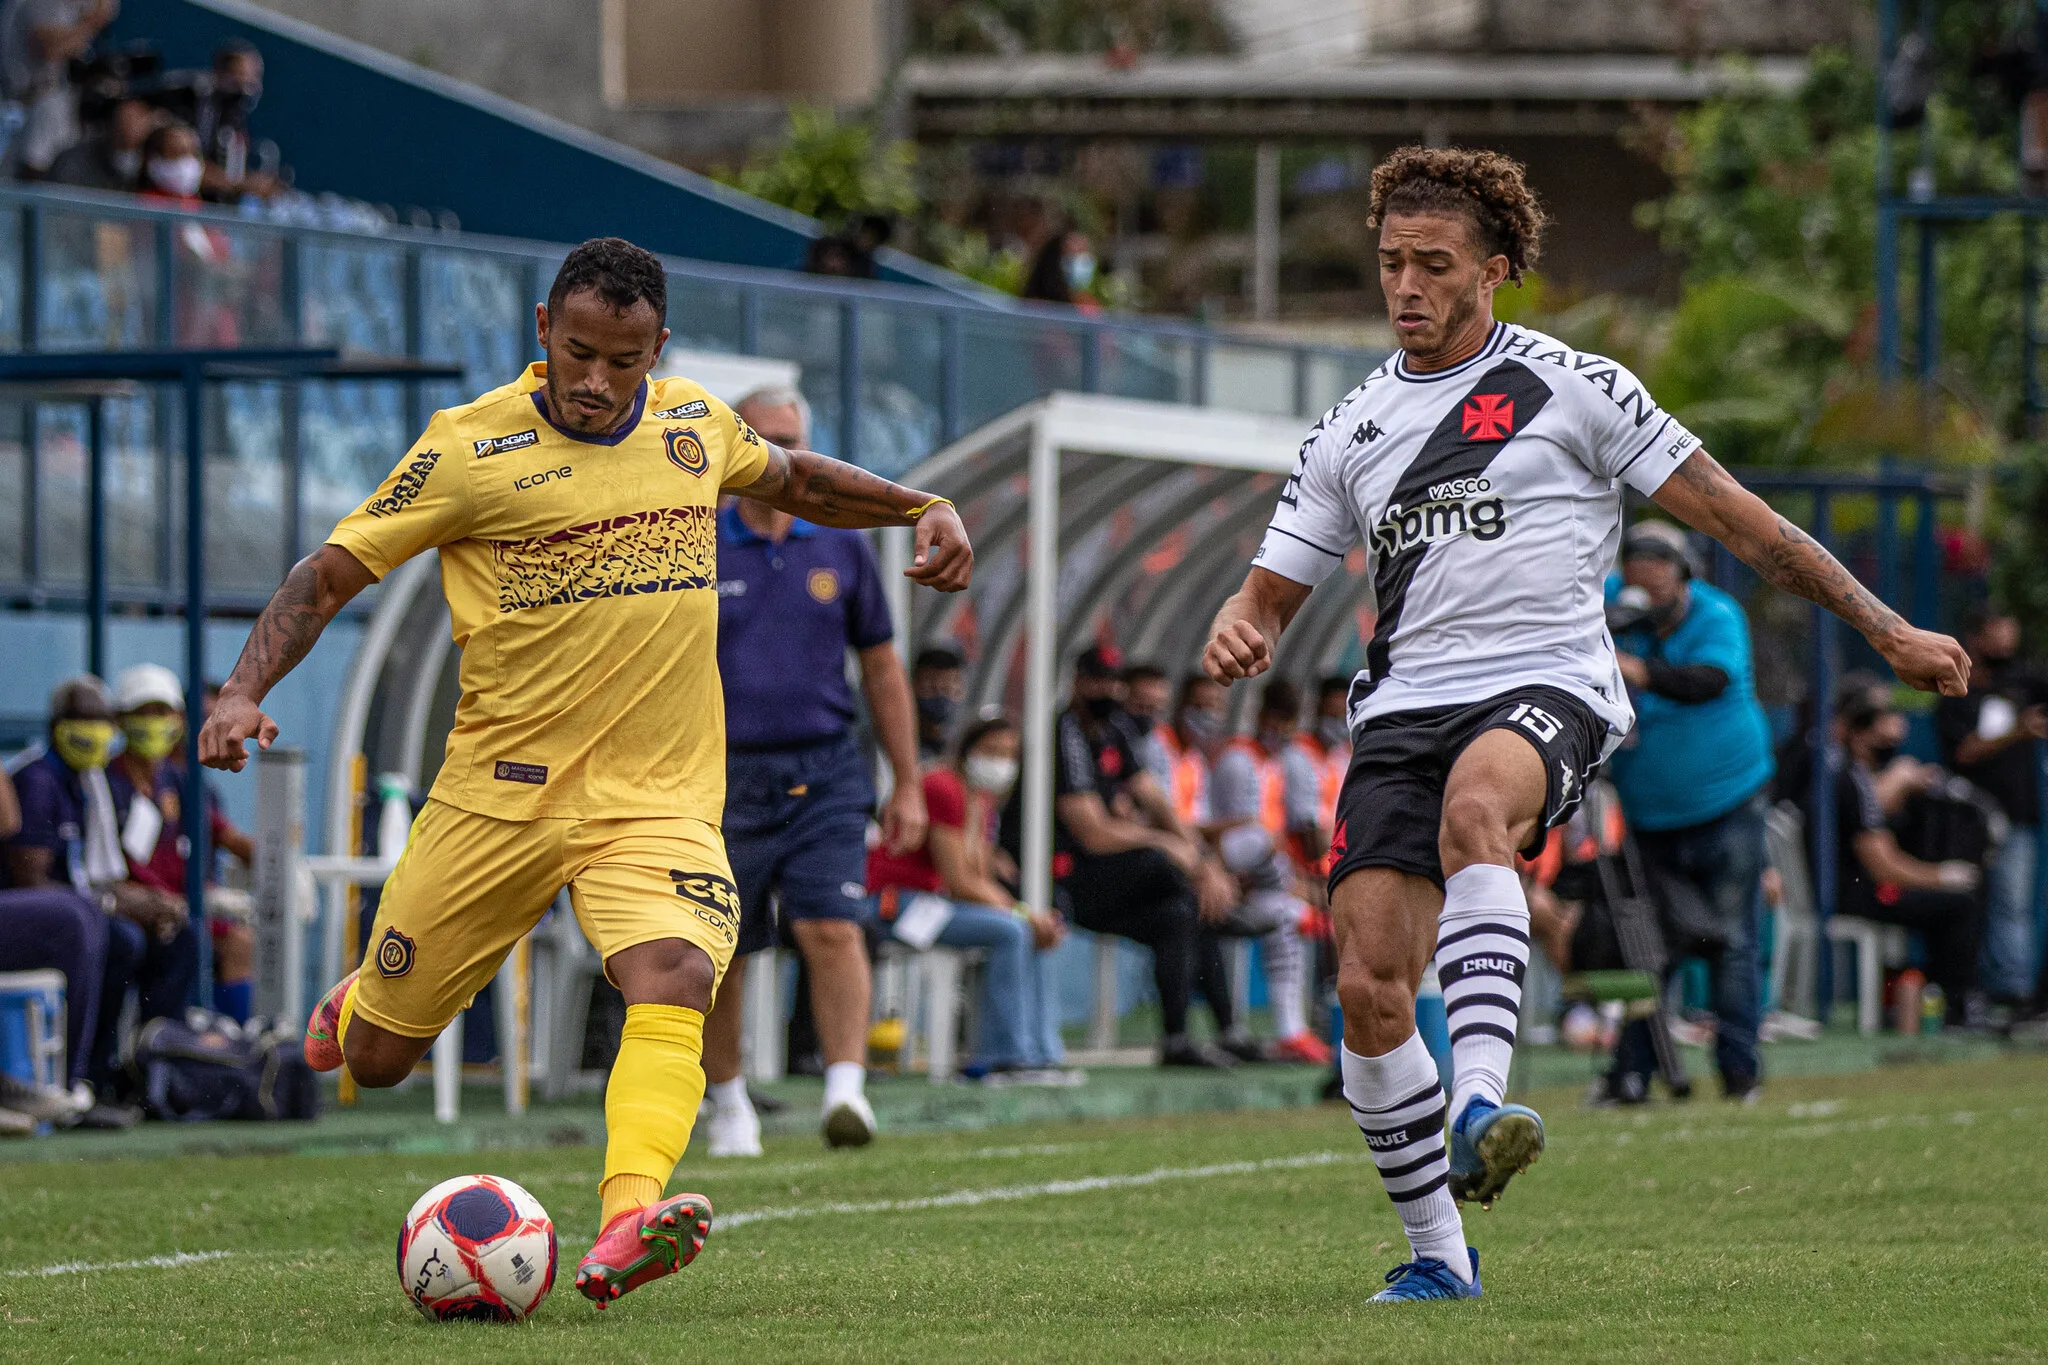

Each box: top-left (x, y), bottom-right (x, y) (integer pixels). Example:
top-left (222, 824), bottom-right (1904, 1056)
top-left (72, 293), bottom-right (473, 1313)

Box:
top-left (700, 385), bottom-right (925, 1155)
top-left (1605, 522), bottom-right (1776, 1099)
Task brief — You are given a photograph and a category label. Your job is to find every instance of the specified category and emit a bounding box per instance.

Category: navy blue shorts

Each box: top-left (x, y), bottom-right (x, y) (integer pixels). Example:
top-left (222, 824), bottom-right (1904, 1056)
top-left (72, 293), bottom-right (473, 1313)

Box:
top-left (723, 733), bottom-right (876, 957)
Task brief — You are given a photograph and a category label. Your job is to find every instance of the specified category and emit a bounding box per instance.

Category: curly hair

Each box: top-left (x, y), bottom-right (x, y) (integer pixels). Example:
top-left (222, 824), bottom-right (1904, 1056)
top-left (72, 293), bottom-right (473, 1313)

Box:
top-left (1368, 147), bottom-right (1548, 283)
top-left (548, 236), bottom-right (668, 322)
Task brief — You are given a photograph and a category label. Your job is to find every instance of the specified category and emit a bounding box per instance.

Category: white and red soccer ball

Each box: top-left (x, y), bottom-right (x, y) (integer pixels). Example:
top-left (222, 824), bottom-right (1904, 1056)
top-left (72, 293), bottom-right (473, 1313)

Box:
top-left (397, 1174), bottom-right (556, 1321)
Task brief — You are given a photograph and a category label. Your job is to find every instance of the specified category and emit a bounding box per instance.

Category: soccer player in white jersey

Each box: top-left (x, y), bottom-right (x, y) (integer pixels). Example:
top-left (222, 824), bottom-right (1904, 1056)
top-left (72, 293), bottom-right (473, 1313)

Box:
top-left (1203, 148), bottom-right (1969, 1303)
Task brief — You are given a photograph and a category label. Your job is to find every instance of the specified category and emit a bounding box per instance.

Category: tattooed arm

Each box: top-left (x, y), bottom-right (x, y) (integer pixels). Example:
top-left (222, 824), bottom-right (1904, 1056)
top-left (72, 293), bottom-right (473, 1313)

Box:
top-left (1651, 450), bottom-right (1969, 696)
top-left (199, 544), bottom-right (378, 772)
top-left (731, 442), bottom-right (974, 591)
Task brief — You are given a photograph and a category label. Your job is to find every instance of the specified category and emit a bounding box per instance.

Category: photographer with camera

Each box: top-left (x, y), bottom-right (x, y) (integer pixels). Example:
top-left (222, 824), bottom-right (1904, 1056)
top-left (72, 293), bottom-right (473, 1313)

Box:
top-left (1603, 522), bottom-right (1776, 1099)
top-left (0, 0), bottom-right (116, 175)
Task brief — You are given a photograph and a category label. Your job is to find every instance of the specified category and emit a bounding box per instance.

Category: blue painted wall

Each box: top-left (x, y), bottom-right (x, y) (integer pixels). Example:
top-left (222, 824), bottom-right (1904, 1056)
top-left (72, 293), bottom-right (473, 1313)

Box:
top-left (105, 0), bottom-right (984, 293)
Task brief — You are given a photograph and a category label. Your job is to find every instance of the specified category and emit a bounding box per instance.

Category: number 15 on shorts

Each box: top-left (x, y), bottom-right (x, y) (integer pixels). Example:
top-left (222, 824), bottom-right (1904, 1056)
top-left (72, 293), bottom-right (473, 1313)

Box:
top-left (1507, 702), bottom-right (1561, 745)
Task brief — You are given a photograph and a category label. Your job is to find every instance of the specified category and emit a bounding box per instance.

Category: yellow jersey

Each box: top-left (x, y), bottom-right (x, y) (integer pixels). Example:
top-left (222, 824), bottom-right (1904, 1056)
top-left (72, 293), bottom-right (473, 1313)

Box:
top-left (327, 362), bottom-right (771, 822)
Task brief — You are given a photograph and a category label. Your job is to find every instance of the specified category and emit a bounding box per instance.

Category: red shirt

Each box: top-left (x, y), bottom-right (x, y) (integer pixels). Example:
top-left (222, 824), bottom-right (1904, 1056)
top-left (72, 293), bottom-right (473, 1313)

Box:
top-left (866, 768), bottom-right (972, 895)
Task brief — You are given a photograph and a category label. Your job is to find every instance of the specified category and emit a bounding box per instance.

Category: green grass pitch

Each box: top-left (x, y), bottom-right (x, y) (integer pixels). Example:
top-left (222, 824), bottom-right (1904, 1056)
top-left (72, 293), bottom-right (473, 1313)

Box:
top-left (3, 1054), bottom-right (2046, 1363)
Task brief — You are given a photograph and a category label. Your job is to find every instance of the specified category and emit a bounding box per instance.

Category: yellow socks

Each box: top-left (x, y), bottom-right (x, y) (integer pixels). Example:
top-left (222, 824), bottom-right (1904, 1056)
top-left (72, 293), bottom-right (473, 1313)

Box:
top-left (599, 1003), bottom-right (707, 1228)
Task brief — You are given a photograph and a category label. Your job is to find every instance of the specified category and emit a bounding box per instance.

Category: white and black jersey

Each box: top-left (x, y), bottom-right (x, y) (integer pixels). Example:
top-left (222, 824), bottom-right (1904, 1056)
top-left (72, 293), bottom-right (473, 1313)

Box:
top-left (1256, 321), bottom-right (1702, 746)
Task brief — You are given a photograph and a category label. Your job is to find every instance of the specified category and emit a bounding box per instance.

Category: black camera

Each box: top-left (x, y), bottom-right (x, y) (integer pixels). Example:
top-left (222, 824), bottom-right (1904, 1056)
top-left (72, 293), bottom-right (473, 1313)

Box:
top-left (1605, 585), bottom-right (1656, 636)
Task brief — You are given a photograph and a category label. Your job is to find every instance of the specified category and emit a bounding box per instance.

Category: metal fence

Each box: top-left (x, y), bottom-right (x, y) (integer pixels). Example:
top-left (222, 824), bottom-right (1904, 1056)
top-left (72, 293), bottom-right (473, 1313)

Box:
top-left (0, 182), bottom-right (1381, 614)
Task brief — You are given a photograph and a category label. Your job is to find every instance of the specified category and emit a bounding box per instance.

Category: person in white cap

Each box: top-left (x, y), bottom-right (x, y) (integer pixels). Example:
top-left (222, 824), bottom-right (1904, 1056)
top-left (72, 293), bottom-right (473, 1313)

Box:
top-left (109, 663), bottom-right (257, 1022)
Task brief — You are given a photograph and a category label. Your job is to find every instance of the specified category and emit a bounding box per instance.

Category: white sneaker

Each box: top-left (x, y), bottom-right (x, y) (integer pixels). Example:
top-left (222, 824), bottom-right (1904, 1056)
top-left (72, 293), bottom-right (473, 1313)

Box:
top-left (705, 1101), bottom-right (763, 1158)
top-left (822, 1091), bottom-right (876, 1149)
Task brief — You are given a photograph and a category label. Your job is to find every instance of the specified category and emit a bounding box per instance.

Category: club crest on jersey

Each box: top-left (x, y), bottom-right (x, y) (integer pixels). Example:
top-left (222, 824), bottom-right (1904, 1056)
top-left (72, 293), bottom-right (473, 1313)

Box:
top-left (1370, 493), bottom-right (1507, 557)
top-left (376, 927), bottom-right (416, 979)
top-left (1461, 394), bottom-right (1515, 441)
top-left (652, 400), bottom-right (711, 420)
top-left (665, 427), bottom-right (709, 476)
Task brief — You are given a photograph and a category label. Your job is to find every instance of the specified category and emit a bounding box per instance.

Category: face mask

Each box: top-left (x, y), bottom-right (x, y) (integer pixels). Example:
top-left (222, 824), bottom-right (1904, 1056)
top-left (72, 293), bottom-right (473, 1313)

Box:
top-left (53, 719), bottom-right (117, 772)
top-left (963, 754), bottom-right (1019, 796)
top-left (1180, 709), bottom-right (1224, 746)
top-left (148, 155), bottom-right (203, 197)
top-left (1258, 726), bottom-right (1289, 751)
top-left (1318, 717), bottom-right (1349, 747)
top-left (122, 714), bottom-right (184, 762)
top-left (1647, 595), bottom-right (1686, 632)
top-left (1065, 252), bottom-right (1096, 291)
top-left (1083, 694), bottom-right (1120, 722)
top-left (916, 694), bottom-right (957, 729)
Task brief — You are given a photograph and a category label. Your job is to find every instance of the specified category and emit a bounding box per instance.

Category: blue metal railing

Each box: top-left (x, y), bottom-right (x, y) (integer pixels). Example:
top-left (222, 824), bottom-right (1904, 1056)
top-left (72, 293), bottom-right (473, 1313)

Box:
top-left (0, 181), bottom-right (1382, 613)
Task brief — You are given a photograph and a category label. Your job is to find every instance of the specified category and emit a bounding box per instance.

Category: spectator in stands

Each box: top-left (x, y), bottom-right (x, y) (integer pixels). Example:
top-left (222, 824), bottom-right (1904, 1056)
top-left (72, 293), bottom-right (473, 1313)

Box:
top-left (0, 0), bottom-right (116, 177)
top-left (195, 38), bottom-right (276, 202)
top-left (1287, 677), bottom-right (1352, 873)
top-left (702, 384), bottom-right (924, 1153)
top-left (45, 88), bottom-right (150, 190)
top-left (869, 714), bottom-right (1069, 1079)
top-left (1023, 646), bottom-right (1238, 1068)
top-left (108, 664), bottom-right (257, 1023)
top-left (1203, 678), bottom-right (1327, 1064)
top-left (1022, 228), bottom-right (1098, 309)
top-left (912, 644), bottom-right (966, 763)
top-left (1154, 673), bottom-right (1222, 823)
top-left (1936, 608), bottom-right (2046, 1017)
top-left (5, 675), bottom-right (193, 1111)
top-left (1605, 522), bottom-right (1775, 1098)
top-left (135, 119), bottom-right (202, 207)
top-left (1809, 673), bottom-right (1985, 1024)
top-left (1121, 661), bottom-right (1173, 786)
top-left (0, 760), bottom-right (123, 1130)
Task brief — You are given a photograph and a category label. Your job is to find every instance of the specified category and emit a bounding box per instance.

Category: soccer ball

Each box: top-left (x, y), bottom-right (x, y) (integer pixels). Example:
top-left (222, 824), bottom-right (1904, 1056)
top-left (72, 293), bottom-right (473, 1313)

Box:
top-left (397, 1174), bottom-right (556, 1322)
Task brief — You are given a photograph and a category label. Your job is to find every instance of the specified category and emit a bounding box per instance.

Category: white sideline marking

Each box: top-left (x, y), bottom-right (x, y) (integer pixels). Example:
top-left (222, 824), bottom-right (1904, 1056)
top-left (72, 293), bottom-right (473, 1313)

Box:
top-left (720, 1149), bottom-right (1361, 1231)
top-left (5, 1249), bottom-right (237, 1278)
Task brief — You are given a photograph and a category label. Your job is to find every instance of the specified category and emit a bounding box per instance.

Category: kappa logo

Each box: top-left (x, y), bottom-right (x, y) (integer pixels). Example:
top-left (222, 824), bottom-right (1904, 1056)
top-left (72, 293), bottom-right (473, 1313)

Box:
top-left (1352, 420), bottom-right (1386, 445)
top-left (665, 427), bottom-right (709, 476)
top-left (1461, 394), bottom-right (1515, 441)
top-left (651, 400), bottom-right (711, 420)
top-left (376, 927), bottom-right (416, 979)
top-left (474, 429), bottom-right (539, 458)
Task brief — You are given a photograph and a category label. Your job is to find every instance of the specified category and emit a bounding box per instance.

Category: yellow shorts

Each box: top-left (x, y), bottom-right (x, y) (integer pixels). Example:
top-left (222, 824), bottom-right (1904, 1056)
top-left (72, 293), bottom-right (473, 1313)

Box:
top-left (350, 799), bottom-right (740, 1040)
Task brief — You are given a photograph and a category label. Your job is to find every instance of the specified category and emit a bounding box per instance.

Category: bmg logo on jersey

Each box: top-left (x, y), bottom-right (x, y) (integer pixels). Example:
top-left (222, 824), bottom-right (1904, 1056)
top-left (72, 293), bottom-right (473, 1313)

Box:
top-left (1370, 492), bottom-right (1507, 557)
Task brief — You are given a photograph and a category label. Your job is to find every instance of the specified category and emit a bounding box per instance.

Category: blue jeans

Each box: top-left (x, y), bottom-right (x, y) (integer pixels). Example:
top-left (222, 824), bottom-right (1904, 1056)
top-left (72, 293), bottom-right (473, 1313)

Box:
top-left (1979, 834), bottom-right (2038, 1002)
top-left (886, 900), bottom-right (1051, 1071)
top-left (1630, 793), bottom-right (1768, 1090)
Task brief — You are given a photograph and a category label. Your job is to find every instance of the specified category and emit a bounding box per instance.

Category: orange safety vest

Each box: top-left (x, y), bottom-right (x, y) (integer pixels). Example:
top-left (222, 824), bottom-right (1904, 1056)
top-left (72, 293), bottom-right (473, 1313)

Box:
top-left (1158, 725), bottom-right (1208, 827)
top-left (1291, 733), bottom-right (1346, 831)
top-left (1226, 737), bottom-right (1288, 844)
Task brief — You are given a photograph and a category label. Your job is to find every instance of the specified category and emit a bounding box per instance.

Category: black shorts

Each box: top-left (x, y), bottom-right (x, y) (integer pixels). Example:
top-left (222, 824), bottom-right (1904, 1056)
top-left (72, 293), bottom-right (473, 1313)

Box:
top-left (1327, 684), bottom-right (1609, 892)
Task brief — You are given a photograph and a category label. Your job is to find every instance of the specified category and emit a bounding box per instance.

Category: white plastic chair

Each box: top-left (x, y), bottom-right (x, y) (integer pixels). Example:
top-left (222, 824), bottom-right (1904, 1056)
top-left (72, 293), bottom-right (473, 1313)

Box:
top-left (1763, 802), bottom-right (1902, 1036)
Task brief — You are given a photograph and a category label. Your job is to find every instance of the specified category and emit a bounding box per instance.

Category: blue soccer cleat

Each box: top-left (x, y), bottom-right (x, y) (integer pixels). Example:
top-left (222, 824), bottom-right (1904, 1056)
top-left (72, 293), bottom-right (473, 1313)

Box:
top-left (1448, 1096), bottom-right (1545, 1209)
top-left (1369, 1249), bottom-right (1482, 1303)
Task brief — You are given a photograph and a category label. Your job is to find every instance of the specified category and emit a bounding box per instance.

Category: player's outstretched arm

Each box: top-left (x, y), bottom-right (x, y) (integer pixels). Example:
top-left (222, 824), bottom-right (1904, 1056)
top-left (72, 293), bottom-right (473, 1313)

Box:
top-left (732, 442), bottom-right (972, 591)
top-left (1203, 567), bottom-right (1313, 686)
top-left (1652, 449), bottom-right (1969, 696)
top-left (200, 544), bottom-right (378, 772)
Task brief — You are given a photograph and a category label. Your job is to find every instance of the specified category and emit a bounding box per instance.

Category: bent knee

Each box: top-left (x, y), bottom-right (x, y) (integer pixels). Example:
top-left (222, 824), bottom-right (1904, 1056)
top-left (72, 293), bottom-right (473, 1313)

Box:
top-left (1439, 788), bottom-right (1516, 866)
top-left (1336, 962), bottom-right (1417, 1042)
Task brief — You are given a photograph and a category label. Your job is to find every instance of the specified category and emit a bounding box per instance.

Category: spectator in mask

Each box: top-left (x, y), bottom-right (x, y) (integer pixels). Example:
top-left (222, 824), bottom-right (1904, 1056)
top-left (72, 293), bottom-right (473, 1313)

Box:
top-left (912, 644), bottom-right (965, 763)
top-left (1807, 674), bottom-right (1985, 1024)
top-left (195, 39), bottom-right (277, 201)
top-left (46, 90), bottom-right (154, 191)
top-left (4, 674), bottom-right (195, 1108)
top-left (868, 715), bottom-right (1070, 1080)
top-left (1605, 521), bottom-right (1775, 1099)
top-left (1286, 677), bottom-right (1352, 874)
top-left (0, 0), bottom-right (117, 177)
top-left (135, 120), bottom-right (203, 206)
top-left (1121, 661), bottom-right (1173, 789)
top-left (108, 663), bottom-right (257, 1023)
top-left (1935, 608), bottom-right (2046, 1018)
top-left (1022, 229), bottom-right (1099, 309)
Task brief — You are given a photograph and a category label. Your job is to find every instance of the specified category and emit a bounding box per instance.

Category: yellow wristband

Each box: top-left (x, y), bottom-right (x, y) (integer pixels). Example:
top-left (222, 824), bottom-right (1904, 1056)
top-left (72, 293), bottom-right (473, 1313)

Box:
top-left (903, 496), bottom-right (953, 522)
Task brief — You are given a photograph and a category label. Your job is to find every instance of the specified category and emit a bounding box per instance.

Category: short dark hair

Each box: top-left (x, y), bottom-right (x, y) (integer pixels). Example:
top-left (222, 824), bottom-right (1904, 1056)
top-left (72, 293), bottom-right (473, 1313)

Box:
top-left (1175, 674), bottom-right (1220, 709)
top-left (548, 237), bottom-right (668, 324)
top-left (1833, 671), bottom-right (1890, 730)
top-left (956, 713), bottom-right (1015, 761)
top-left (1258, 678), bottom-right (1302, 724)
top-left (213, 38), bottom-right (260, 69)
top-left (1122, 662), bottom-right (1167, 687)
top-left (914, 645), bottom-right (965, 675)
top-left (1318, 675), bottom-right (1351, 704)
top-left (1369, 146), bottom-right (1548, 284)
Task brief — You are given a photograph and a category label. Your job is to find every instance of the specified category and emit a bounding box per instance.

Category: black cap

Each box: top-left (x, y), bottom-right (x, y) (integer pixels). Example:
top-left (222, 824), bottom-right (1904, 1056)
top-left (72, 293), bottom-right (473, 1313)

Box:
top-left (1074, 644), bottom-right (1124, 680)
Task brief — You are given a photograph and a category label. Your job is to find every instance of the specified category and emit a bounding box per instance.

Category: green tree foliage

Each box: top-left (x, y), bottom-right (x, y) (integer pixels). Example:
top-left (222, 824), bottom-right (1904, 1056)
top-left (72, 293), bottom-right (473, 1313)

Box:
top-left (716, 105), bottom-right (919, 228)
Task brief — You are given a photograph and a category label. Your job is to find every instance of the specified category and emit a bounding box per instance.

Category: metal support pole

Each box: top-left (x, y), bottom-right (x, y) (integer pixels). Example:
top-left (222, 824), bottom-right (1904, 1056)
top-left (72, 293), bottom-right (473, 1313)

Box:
top-left (1916, 222), bottom-right (1939, 385)
top-left (252, 747), bottom-right (307, 1025)
top-left (1807, 490), bottom-right (1837, 1011)
top-left (1874, 0), bottom-right (1899, 385)
top-left (938, 311), bottom-right (962, 442)
top-left (837, 300), bottom-right (860, 467)
top-left (878, 524), bottom-right (913, 662)
top-left (1876, 485), bottom-right (1899, 611)
top-left (1913, 489), bottom-right (1940, 629)
top-left (85, 396), bottom-right (106, 678)
top-left (1020, 423), bottom-right (1058, 932)
top-left (182, 365), bottom-right (211, 1002)
top-left (2027, 218), bottom-right (2043, 422)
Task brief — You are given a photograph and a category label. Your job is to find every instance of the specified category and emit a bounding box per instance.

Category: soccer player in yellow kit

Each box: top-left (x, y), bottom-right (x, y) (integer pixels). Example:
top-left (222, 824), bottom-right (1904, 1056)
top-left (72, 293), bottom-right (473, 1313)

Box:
top-left (197, 237), bottom-right (973, 1308)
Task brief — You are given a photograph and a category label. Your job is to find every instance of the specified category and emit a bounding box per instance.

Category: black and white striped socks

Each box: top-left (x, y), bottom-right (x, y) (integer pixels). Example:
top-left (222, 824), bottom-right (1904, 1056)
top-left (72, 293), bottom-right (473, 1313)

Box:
top-left (1340, 1032), bottom-right (1469, 1277)
top-left (1435, 863), bottom-right (1531, 1121)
